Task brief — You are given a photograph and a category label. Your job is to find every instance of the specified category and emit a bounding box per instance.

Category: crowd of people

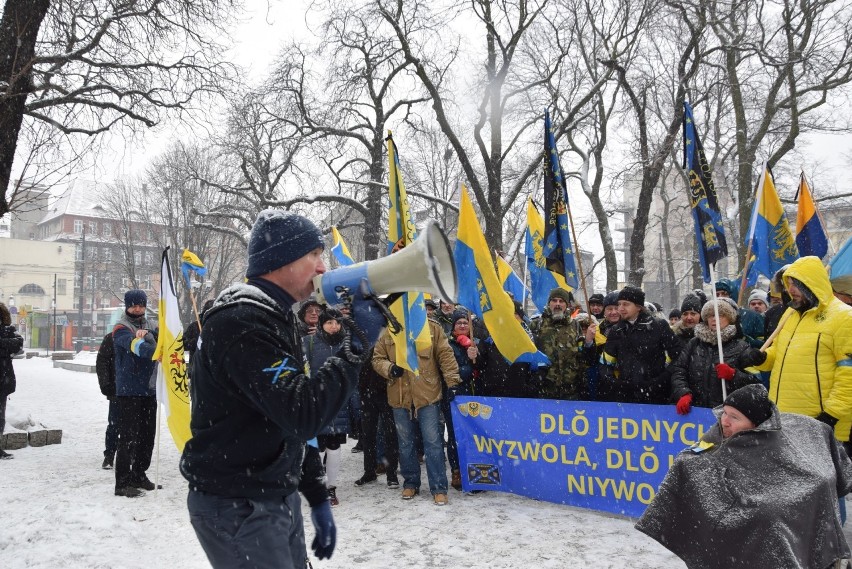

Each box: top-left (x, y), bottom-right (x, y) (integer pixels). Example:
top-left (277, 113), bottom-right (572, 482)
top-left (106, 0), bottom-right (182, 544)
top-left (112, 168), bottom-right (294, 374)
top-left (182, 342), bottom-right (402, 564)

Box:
top-left (67, 207), bottom-right (852, 568)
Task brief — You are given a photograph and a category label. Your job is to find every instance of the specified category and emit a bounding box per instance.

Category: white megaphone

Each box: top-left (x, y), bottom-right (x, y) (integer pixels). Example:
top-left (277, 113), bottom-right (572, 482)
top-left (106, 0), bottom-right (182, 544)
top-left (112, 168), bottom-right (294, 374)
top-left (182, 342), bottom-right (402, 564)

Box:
top-left (313, 221), bottom-right (457, 306)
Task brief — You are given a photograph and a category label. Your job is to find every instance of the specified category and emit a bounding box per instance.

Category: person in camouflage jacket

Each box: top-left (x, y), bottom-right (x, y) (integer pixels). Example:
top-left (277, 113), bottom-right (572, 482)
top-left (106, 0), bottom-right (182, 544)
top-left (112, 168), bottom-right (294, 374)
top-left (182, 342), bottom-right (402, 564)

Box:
top-left (530, 288), bottom-right (586, 400)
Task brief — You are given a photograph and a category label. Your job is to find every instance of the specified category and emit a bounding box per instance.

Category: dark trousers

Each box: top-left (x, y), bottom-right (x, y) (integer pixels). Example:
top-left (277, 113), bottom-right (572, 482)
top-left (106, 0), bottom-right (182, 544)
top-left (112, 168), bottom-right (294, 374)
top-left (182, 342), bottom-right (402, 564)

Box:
top-left (104, 398), bottom-right (119, 457)
top-left (114, 396), bottom-right (156, 489)
top-left (361, 397), bottom-right (399, 477)
top-left (188, 489), bottom-right (306, 569)
top-left (441, 395), bottom-right (459, 471)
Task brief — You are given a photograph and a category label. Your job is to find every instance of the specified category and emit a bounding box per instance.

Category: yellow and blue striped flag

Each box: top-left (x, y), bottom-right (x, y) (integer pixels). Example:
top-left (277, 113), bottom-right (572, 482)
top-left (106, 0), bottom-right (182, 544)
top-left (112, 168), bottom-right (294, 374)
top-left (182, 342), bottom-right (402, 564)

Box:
top-left (180, 249), bottom-right (207, 287)
top-left (331, 226), bottom-right (355, 266)
top-left (455, 186), bottom-right (549, 368)
top-left (795, 173), bottom-right (828, 259)
top-left (495, 254), bottom-right (529, 304)
top-left (745, 165), bottom-right (799, 283)
top-left (525, 199), bottom-right (571, 313)
top-left (386, 132), bottom-right (430, 374)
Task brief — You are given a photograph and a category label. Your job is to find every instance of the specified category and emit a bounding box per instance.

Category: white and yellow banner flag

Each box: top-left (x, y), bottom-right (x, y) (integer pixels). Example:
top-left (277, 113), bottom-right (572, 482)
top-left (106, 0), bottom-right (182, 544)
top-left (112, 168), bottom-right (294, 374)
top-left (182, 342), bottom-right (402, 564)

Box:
top-left (153, 248), bottom-right (192, 451)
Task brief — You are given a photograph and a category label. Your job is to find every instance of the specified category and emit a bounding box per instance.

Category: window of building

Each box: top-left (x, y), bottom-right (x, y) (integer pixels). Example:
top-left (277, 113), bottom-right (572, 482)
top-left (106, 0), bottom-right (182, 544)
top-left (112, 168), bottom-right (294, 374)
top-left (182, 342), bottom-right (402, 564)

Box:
top-left (134, 251), bottom-right (141, 265)
top-left (88, 247), bottom-right (98, 260)
top-left (86, 275), bottom-right (94, 289)
top-left (74, 220), bottom-right (83, 234)
top-left (144, 251), bottom-right (153, 266)
top-left (18, 283), bottom-right (46, 295)
top-left (103, 248), bottom-right (112, 261)
top-left (57, 279), bottom-right (67, 296)
top-left (75, 244), bottom-right (83, 260)
top-left (89, 221), bottom-right (97, 234)
top-left (103, 223), bottom-right (112, 237)
top-left (147, 228), bottom-right (155, 241)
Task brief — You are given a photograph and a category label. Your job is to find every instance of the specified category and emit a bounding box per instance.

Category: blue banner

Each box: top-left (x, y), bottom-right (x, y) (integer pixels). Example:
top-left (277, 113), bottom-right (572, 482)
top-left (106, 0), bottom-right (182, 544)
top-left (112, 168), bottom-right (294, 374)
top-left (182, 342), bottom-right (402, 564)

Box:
top-left (452, 396), bottom-right (716, 518)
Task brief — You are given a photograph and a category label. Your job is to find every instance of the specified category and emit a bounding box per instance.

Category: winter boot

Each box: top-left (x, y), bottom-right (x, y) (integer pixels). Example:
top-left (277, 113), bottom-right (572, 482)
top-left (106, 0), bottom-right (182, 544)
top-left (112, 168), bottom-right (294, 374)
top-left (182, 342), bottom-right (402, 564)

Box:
top-left (386, 472), bottom-right (400, 488)
top-left (328, 486), bottom-right (340, 507)
top-left (451, 469), bottom-right (462, 491)
top-left (102, 454), bottom-right (114, 470)
top-left (354, 474), bottom-right (377, 486)
top-left (131, 476), bottom-right (162, 491)
top-left (0, 449), bottom-right (13, 460)
top-left (115, 486), bottom-right (144, 498)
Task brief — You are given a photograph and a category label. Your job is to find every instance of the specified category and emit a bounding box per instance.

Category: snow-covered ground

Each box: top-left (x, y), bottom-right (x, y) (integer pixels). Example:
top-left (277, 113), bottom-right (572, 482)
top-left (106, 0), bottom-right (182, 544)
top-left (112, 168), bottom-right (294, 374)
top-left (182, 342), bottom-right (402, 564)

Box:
top-left (0, 355), bottom-right (698, 568)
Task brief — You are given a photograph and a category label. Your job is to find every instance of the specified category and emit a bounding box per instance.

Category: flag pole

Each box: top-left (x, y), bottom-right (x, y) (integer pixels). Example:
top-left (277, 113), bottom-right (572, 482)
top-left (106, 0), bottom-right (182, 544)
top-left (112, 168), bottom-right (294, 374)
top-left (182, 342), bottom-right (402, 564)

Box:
top-left (737, 164), bottom-right (767, 306)
top-left (709, 264), bottom-right (727, 400)
top-left (565, 180), bottom-right (590, 311)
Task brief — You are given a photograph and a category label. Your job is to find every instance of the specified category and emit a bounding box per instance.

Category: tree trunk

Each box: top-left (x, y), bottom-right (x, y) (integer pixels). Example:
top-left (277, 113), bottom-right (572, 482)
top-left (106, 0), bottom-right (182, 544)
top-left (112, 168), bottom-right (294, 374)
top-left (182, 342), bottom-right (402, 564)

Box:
top-left (0, 0), bottom-right (50, 215)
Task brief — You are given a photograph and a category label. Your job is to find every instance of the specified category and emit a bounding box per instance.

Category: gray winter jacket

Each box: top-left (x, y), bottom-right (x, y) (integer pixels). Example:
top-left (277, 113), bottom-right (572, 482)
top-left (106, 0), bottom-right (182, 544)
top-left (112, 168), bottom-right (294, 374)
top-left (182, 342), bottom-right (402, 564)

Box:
top-left (636, 390), bottom-right (852, 569)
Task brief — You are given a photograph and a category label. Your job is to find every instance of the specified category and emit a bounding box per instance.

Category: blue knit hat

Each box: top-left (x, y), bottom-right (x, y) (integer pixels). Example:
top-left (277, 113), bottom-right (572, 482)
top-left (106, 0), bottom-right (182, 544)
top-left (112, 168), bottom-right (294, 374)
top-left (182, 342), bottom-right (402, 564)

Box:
top-left (124, 289), bottom-right (147, 308)
top-left (246, 209), bottom-right (325, 278)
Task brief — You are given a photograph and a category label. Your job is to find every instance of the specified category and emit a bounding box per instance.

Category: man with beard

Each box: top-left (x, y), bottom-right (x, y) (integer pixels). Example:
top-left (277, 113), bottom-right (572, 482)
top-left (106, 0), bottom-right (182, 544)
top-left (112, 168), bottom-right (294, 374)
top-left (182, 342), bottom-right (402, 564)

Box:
top-left (757, 256), bottom-right (852, 448)
top-left (112, 290), bottom-right (159, 497)
top-left (530, 288), bottom-right (590, 400)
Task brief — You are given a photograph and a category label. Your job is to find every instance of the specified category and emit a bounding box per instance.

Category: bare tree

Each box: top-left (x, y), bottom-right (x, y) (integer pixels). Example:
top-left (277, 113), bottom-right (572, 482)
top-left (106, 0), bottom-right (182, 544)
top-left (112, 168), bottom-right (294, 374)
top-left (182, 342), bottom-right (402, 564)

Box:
top-left (704, 0), bottom-right (852, 260)
top-left (599, 0), bottom-right (705, 286)
top-left (0, 0), bottom-right (239, 217)
top-left (268, 3), bottom-right (429, 260)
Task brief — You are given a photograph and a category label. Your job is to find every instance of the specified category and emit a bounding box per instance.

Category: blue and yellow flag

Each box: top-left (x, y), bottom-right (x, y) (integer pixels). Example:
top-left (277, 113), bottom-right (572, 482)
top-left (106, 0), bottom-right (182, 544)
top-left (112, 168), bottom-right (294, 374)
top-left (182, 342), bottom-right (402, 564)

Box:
top-left (829, 235), bottom-right (852, 293)
top-left (455, 186), bottom-right (549, 368)
top-left (745, 165), bottom-right (799, 282)
top-left (153, 248), bottom-right (191, 451)
top-left (683, 102), bottom-right (728, 283)
top-left (180, 249), bottom-right (207, 287)
top-left (541, 110), bottom-right (579, 289)
top-left (525, 199), bottom-right (571, 313)
top-left (386, 132), bottom-right (430, 374)
top-left (795, 173), bottom-right (828, 259)
top-left (495, 255), bottom-right (529, 304)
top-left (331, 226), bottom-right (355, 266)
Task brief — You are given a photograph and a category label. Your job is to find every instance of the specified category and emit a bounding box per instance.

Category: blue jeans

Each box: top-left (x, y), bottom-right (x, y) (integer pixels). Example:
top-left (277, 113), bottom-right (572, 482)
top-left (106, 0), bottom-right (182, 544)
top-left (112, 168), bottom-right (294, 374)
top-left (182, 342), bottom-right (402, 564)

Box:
top-left (188, 489), bottom-right (306, 569)
top-left (393, 403), bottom-right (447, 495)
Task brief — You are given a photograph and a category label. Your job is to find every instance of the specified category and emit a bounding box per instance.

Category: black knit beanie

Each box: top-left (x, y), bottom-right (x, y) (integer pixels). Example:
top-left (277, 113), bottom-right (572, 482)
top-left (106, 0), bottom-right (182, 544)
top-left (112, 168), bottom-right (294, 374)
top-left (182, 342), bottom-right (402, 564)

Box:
top-left (589, 293), bottom-right (605, 305)
top-left (617, 285), bottom-right (645, 307)
top-left (680, 294), bottom-right (702, 314)
top-left (246, 209), bottom-right (324, 278)
top-left (724, 384), bottom-right (773, 426)
top-left (124, 289), bottom-right (147, 308)
top-left (318, 307), bottom-right (344, 327)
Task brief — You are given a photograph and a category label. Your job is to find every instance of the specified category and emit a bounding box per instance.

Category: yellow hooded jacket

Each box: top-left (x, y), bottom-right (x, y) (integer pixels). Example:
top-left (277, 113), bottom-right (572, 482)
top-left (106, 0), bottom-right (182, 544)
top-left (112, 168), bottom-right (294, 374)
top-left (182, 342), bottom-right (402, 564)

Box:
top-left (759, 256), bottom-right (852, 441)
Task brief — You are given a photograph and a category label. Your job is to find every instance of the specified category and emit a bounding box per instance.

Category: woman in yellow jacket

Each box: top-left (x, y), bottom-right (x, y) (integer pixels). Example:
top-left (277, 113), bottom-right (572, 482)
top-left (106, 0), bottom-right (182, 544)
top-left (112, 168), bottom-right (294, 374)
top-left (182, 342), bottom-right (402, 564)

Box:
top-left (758, 256), bottom-right (852, 443)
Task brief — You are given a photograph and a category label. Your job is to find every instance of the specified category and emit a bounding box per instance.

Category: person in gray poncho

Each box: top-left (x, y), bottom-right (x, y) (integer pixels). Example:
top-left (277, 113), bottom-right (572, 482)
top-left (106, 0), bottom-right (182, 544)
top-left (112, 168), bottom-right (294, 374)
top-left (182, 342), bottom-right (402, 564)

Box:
top-left (636, 384), bottom-right (852, 569)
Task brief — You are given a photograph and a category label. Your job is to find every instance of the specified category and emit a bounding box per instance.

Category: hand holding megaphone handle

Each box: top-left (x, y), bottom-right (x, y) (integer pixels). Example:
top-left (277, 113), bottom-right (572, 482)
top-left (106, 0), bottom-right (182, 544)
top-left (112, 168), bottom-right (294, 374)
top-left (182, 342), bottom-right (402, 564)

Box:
top-left (334, 280), bottom-right (402, 335)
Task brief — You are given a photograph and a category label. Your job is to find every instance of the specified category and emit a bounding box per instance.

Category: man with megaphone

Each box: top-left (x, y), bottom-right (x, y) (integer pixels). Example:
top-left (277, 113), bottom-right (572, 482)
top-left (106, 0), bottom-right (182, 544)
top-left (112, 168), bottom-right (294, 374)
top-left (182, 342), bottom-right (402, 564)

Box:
top-left (180, 209), bottom-right (387, 569)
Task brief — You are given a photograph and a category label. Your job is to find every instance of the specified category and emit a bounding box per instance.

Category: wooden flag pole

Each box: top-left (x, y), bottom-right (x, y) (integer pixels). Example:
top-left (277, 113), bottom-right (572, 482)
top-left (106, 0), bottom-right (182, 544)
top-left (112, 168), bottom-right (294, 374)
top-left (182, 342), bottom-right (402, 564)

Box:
top-left (565, 190), bottom-right (590, 312)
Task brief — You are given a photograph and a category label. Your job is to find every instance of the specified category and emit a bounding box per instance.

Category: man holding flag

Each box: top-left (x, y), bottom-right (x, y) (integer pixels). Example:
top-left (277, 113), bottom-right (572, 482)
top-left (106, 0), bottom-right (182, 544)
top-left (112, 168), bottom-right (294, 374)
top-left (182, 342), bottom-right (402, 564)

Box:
top-left (111, 289), bottom-right (159, 498)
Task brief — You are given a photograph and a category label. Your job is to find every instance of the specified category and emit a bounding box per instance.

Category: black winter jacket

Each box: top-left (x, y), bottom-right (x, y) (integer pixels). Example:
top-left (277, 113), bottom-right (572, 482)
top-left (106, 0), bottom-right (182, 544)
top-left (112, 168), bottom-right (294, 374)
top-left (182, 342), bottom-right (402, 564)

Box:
top-left (599, 313), bottom-right (681, 404)
top-left (179, 282), bottom-right (359, 500)
top-left (669, 323), bottom-right (762, 408)
top-left (0, 326), bottom-right (23, 398)
top-left (96, 332), bottom-right (116, 398)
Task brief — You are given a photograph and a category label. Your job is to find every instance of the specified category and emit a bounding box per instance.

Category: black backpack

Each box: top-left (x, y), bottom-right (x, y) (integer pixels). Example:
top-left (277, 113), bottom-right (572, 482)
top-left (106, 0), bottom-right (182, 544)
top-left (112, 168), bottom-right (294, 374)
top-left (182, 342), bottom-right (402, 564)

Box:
top-left (96, 332), bottom-right (116, 398)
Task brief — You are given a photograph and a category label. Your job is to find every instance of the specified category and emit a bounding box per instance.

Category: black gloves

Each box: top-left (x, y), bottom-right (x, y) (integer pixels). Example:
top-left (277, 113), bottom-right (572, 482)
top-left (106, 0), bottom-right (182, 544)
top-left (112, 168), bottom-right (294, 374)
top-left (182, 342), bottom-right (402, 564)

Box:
top-left (816, 411), bottom-right (839, 428)
top-left (389, 365), bottom-right (405, 378)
